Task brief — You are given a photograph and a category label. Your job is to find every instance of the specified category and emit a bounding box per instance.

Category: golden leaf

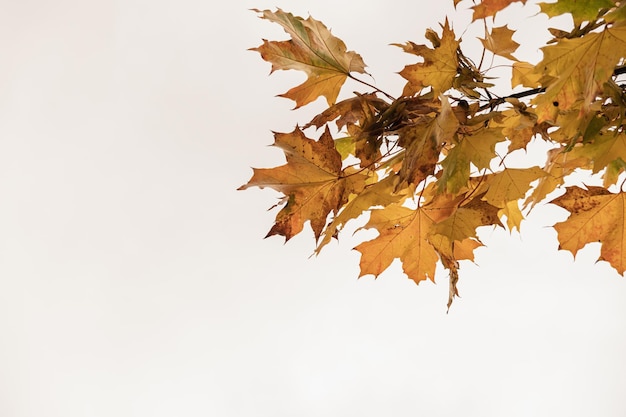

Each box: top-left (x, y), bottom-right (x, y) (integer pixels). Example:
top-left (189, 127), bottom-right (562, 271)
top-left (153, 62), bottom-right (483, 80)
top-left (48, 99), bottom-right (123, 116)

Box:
top-left (553, 186), bottom-right (626, 275)
top-left (395, 21), bottom-right (460, 96)
top-left (533, 25), bottom-right (626, 121)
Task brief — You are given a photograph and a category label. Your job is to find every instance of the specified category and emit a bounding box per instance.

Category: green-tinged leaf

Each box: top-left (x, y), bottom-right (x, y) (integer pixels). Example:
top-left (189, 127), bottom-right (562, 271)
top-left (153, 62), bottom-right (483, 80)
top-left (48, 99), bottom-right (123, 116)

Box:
top-left (539, 0), bottom-right (616, 25)
top-left (251, 8), bottom-right (367, 108)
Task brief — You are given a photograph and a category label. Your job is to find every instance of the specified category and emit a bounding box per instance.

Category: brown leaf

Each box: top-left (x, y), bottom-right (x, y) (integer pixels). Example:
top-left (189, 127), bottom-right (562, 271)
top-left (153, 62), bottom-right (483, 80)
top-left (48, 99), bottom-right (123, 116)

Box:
top-left (239, 127), bottom-right (367, 240)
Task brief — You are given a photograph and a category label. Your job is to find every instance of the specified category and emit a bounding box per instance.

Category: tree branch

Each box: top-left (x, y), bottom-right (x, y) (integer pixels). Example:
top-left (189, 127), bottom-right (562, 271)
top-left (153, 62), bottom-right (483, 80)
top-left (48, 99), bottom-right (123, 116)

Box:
top-left (477, 64), bottom-right (626, 112)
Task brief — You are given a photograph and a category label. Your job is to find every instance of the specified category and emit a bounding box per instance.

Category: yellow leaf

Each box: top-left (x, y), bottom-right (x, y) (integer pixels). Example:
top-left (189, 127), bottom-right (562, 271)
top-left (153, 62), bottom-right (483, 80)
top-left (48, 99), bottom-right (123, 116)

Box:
top-left (479, 25), bottom-right (520, 61)
top-left (355, 192), bottom-right (458, 284)
top-left (584, 132), bottom-right (626, 173)
top-left (511, 62), bottom-right (542, 89)
top-left (553, 186), bottom-right (626, 275)
top-left (496, 105), bottom-right (538, 152)
top-left (533, 25), bottom-right (626, 122)
top-left (439, 128), bottom-right (505, 194)
top-left (239, 127), bottom-right (367, 240)
top-left (395, 21), bottom-right (459, 96)
top-left (482, 167), bottom-right (547, 208)
top-left (524, 146), bottom-right (592, 208)
top-left (251, 9), bottom-right (367, 108)
top-left (499, 199), bottom-right (524, 232)
top-left (433, 195), bottom-right (502, 241)
top-left (316, 174), bottom-right (406, 253)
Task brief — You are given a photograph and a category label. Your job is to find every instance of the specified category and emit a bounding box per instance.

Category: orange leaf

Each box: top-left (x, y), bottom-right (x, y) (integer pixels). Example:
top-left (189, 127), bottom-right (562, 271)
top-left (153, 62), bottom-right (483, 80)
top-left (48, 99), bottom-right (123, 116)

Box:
top-left (553, 186), bottom-right (626, 275)
top-left (471, 0), bottom-right (527, 21)
top-left (239, 127), bottom-right (367, 240)
top-left (251, 9), bottom-right (367, 108)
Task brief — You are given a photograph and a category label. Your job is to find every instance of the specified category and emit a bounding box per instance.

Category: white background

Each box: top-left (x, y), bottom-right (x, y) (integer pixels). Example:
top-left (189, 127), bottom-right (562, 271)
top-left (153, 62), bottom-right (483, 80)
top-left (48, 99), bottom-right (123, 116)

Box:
top-left (0, 0), bottom-right (625, 416)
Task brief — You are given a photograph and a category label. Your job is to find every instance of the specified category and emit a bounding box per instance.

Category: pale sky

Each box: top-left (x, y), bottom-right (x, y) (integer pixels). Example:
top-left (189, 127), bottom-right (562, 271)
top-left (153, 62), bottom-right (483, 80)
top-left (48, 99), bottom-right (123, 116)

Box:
top-left (0, 1), bottom-right (625, 416)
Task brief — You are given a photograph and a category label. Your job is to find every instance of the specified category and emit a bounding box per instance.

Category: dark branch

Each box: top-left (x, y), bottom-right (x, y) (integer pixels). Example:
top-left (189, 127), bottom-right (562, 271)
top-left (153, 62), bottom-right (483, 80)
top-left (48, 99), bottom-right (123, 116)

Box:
top-left (478, 64), bottom-right (626, 112)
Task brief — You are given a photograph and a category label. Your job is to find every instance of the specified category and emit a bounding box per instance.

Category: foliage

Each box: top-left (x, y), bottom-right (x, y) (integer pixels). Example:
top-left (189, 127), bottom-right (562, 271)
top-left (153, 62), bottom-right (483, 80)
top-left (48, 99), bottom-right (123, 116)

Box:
top-left (240, 1), bottom-right (626, 308)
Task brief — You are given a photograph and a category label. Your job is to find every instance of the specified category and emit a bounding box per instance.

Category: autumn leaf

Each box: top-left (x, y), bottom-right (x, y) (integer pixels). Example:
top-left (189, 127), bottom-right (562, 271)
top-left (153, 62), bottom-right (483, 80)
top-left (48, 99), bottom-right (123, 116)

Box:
top-left (239, 127), bottom-right (367, 240)
top-left (581, 132), bottom-right (626, 185)
top-left (539, 0), bottom-right (616, 25)
top-left (533, 25), bottom-right (626, 121)
top-left (433, 194), bottom-right (502, 241)
top-left (524, 146), bottom-right (592, 208)
top-left (479, 25), bottom-right (520, 61)
top-left (397, 96), bottom-right (459, 187)
top-left (438, 128), bottom-right (505, 194)
top-left (471, 0), bottom-right (527, 21)
top-left (395, 20), bottom-right (459, 96)
top-left (553, 186), bottom-right (626, 275)
top-left (355, 192), bottom-right (459, 284)
top-left (482, 167), bottom-right (547, 208)
top-left (497, 104), bottom-right (538, 152)
top-left (511, 62), bottom-right (542, 89)
top-left (315, 174), bottom-right (406, 253)
top-left (251, 8), bottom-right (367, 108)
top-left (243, 3), bottom-right (626, 307)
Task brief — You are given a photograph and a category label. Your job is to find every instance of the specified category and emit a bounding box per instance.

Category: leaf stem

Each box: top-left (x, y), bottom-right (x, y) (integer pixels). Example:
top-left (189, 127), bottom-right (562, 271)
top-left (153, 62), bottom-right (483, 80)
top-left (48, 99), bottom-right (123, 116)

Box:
top-left (348, 74), bottom-right (397, 101)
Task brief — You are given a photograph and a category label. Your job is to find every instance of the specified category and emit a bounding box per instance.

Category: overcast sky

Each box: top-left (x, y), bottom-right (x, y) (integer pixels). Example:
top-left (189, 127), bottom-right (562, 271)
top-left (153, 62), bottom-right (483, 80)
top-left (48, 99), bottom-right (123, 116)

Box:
top-left (0, 1), bottom-right (625, 416)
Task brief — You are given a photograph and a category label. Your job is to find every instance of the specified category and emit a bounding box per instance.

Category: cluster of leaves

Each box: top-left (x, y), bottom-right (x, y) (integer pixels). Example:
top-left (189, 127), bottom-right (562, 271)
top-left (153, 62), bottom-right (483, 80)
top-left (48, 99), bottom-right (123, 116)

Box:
top-left (240, 0), bottom-right (626, 308)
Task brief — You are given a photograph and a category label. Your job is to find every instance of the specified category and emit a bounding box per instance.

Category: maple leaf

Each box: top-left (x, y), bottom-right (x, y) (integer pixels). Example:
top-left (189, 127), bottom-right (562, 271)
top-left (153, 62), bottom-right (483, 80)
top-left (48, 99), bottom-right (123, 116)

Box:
top-left (553, 186), bottom-right (626, 275)
top-left (239, 127), bottom-right (367, 240)
top-left (315, 174), bottom-right (406, 253)
top-left (471, 0), bottom-right (527, 21)
top-left (524, 146), bottom-right (592, 208)
top-left (533, 25), bottom-right (626, 122)
top-left (243, 3), bottom-right (626, 307)
top-left (511, 62), bottom-right (543, 89)
top-left (539, 0), bottom-right (616, 25)
top-left (479, 25), bottom-right (520, 61)
top-left (482, 167), bottom-right (547, 208)
top-left (497, 104), bottom-right (538, 152)
top-left (433, 193), bottom-right (502, 241)
top-left (581, 132), bottom-right (626, 185)
top-left (438, 128), bottom-right (505, 193)
top-left (355, 192), bottom-right (459, 284)
top-left (251, 8), bottom-right (367, 108)
top-left (395, 20), bottom-right (460, 96)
